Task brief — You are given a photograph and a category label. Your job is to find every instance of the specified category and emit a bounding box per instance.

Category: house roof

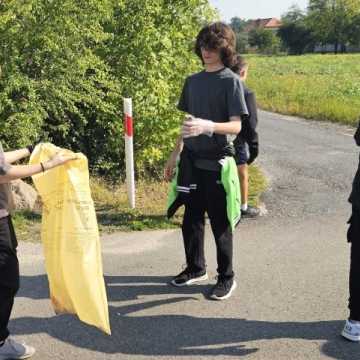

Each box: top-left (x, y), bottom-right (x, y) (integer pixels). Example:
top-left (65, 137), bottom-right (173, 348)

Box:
top-left (245, 18), bottom-right (282, 32)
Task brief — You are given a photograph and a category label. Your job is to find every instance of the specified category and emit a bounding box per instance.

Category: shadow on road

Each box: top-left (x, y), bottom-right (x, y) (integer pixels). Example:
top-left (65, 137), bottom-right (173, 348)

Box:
top-left (13, 275), bottom-right (359, 359)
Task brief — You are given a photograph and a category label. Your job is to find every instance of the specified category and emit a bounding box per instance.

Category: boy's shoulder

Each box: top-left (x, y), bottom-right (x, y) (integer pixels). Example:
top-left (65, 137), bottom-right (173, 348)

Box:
top-left (186, 67), bottom-right (240, 83)
top-left (243, 85), bottom-right (254, 97)
top-left (220, 67), bottom-right (239, 78)
top-left (185, 70), bottom-right (204, 82)
top-left (217, 67), bottom-right (241, 83)
top-left (221, 69), bottom-right (247, 90)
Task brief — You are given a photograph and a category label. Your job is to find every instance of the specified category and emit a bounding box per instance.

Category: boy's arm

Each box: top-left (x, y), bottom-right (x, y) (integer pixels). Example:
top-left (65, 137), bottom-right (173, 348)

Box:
top-left (181, 115), bottom-right (241, 138)
top-left (213, 117), bottom-right (241, 135)
top-left (246, 92), bottom-right (258, 135)
top-left (164, 135), bottom-right (183, 181)
top-left (245, 92), bottom-right (259, 164)
top-left (355, 121), bottom-right (360, 146)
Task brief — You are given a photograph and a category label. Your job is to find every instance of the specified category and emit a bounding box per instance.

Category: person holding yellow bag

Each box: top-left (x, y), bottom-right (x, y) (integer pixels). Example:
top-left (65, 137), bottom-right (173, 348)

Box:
top-left (0, 142), bottom-right (75, 360)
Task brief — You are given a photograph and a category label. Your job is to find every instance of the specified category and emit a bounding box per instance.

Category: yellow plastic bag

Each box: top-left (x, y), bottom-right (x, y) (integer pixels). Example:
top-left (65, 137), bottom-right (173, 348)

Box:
top-left (30, 143), bottom-right (111, 334)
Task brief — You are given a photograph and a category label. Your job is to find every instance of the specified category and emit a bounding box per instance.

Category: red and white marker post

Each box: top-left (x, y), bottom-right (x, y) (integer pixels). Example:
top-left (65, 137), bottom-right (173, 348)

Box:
top-left (123, 98), bottom-right (135, 208)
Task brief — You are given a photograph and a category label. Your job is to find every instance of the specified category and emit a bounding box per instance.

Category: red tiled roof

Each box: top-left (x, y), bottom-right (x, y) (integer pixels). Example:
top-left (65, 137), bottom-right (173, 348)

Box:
top-left (245, 18), bottom-right (282, 32)
top-left (265, 18), bottom-right (282, 28)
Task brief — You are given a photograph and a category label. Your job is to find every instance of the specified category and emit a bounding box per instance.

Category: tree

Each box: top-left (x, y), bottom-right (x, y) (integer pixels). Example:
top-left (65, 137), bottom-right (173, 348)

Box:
top-left (278, 6), bottom-right (315, 54)
top-left (236, 31), bottom-right (248, 53)
top-left (230, 17), bottom-right (247, 33)
top-left (248, 28), bottom-right (280, 54)
top-left (348, 13), bottom-right (360, 46)
top-left (229, 17), bottom-right (250, 53)
top-left (307, 0), bottom-right (360, 53)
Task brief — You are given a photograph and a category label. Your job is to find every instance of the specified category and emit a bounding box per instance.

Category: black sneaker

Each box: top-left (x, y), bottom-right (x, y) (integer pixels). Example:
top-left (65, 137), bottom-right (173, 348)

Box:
top-left (171, 268), bottom-right (208, 287)
top-left (241, 206), bottom-right (260, 218)
top-left (210, 277), bottom-right (237, 300)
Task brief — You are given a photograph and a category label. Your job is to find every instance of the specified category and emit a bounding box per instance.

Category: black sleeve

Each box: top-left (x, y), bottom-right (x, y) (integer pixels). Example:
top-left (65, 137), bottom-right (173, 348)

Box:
top-left (355, 121), bottom-right (360, 147)
top-left (245, 91), bottom-right (259, 164)
top-left (245, 92), bottom-right (259, 145)
top-left (177, 78), bottom-right (189, 113)
top-left (227, 78), bottom-right (248, 119)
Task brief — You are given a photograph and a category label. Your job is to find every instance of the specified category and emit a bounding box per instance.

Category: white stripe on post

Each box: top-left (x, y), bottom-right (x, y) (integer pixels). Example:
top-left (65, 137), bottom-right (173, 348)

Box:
top-left (123, 98), bottom-right (135, 208)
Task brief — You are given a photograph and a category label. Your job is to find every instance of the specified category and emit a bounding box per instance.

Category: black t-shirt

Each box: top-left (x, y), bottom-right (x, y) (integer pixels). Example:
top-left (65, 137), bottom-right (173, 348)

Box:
top-left (178, 67), bottom-right (248, 171)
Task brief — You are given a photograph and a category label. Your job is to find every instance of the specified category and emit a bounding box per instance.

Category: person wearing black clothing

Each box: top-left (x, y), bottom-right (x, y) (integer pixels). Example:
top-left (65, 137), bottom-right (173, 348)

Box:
top-left (342, 121), bottom-right (360, 342)
top-left (231, 55), bottom-right (260, 218)
top-left (164, 22), bottom-right (248, 300)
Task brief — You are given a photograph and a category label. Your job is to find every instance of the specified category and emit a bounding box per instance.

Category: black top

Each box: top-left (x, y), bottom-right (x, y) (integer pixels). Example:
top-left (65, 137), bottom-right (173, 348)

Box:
top-left (178, 67), bottom-right (248, 171)
top-left (234, 86), bottom-right (259, 148)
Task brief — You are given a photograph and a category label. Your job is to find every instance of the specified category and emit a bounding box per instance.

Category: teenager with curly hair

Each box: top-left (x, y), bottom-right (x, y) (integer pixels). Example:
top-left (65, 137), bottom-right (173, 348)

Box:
top-left (165, 22), bottom-right (248, 300)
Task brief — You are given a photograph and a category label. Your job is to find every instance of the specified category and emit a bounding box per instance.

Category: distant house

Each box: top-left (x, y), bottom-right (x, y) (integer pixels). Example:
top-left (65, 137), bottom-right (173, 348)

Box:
top-left (244, 18), bottom-right (282, 33)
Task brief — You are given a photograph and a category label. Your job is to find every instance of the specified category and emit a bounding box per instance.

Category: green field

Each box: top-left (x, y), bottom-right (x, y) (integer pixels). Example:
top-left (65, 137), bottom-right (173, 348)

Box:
top-left (247, 54), bottom-right (360, 126)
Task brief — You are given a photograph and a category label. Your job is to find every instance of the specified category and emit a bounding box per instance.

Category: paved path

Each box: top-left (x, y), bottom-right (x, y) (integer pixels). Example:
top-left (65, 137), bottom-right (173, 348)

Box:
top-left (12, 111), bottom-right (360, 359)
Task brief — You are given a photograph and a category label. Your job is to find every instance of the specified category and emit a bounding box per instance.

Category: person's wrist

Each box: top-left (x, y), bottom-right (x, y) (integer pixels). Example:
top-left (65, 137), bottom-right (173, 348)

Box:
top-left (202, 119), bottom-right (215, 136)
top-left (43, 160), bottom-right (53, 171)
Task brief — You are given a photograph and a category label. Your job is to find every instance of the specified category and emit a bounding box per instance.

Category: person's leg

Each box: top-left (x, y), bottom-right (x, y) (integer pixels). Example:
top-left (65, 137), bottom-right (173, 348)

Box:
top-left (0, 287), bottom-right (17, 343)
top-left (348, 206), bottom-right (360, 321)
top-left (205, 171), bottom-right (236, 300)
top-left (342, 206), bottom-right (360, 341)
top-left (172, 173), bottom-right (207, 286)
top-left (205, 170), bottom-right (233, 279)
top-left (204, 170), bottom-right (236, 300)
top-left (235, 144), bottom-right (259, 218)
top-left (0, 217), bottom-right (20, 343)
top-left (0, 216), bottom-right (36, 358)
top-left (238, 164), bottom-right (249, 207)
top-left (349, 241), bottom-right (360, 321)
top-left (181, 186), bottom-right (207, 274)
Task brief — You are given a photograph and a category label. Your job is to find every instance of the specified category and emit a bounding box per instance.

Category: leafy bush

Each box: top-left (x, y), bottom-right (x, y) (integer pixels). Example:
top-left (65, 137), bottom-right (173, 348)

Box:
top-left (0, 0), bottom-right (216, 178)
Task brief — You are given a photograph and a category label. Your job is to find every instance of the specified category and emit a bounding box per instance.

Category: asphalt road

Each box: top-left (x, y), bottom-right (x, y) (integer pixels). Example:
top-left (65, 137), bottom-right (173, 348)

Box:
top-left (13, 111), bottom-right (360, 359)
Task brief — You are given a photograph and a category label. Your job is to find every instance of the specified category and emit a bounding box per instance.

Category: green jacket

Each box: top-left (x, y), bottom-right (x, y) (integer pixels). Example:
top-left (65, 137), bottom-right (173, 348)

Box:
top-left (167, 156), bottom-right (241, 231)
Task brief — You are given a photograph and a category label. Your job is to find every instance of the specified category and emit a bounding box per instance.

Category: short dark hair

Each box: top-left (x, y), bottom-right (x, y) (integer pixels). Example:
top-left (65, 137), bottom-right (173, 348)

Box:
top-left (195, 22), bottom-right (236, 68)
top-left (231, 54), bottom-right (248, 74)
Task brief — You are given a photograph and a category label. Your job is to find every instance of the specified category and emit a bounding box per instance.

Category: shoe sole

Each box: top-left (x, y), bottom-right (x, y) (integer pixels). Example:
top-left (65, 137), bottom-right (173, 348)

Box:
top-left (210, 280), bottom-right (237, 301)
top-left (342, 330), bottom-right (360, 342)
top-left (170, 273), bottom-right (208, 287)
top-left (0, 350), bottom-right (35, 360)
top-left (241, 213), bottom-right (259, 219)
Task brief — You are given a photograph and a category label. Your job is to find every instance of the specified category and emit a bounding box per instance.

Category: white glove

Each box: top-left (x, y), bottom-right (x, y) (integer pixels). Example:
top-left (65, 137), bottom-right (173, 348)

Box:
top-left (181, 116), bottom-right (215, 138)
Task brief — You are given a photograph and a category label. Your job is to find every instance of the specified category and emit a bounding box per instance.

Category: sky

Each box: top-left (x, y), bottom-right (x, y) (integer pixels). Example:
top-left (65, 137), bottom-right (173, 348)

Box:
top-left (208, 0), bottom-right (309, 21)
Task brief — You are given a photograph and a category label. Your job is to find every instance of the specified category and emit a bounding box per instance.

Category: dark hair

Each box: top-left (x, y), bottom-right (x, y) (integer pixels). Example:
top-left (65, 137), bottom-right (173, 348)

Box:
top-left (195, 22), bottom-right (236, 68)
top-left (231, 54), bottom-right (248, 74)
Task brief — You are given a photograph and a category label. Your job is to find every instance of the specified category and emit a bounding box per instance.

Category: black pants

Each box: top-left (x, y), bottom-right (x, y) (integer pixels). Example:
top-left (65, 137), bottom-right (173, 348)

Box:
top-left (0, 216), bottom-right (19, 342)
top-left (182, 168), bottom-right (234, 279)
top-left (347, 206), bottom-right (360, 321)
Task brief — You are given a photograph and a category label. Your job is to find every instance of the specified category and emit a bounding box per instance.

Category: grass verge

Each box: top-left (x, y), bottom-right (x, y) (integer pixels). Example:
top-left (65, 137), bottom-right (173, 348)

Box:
top-left (247, 54), bottom-right (360, 126)
top-left (13, 164), bottom-right (267, 242)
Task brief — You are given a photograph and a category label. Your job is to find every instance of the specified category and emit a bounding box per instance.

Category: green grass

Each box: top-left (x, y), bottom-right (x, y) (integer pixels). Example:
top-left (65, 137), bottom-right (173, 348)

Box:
top-left (247, 54), bottom-right (360, 126)
top-left (248, 164), bottom-right (268, 207)
top-left (14, 165), bottom-right (267, 242)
